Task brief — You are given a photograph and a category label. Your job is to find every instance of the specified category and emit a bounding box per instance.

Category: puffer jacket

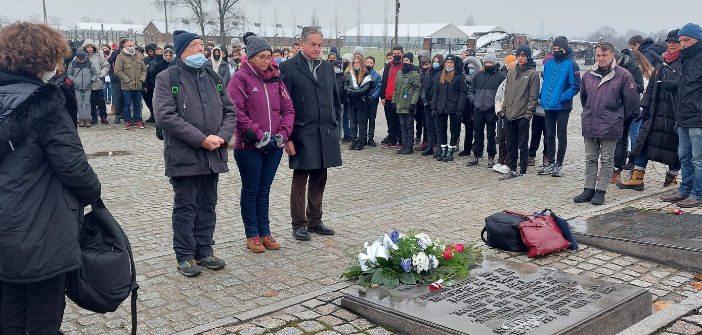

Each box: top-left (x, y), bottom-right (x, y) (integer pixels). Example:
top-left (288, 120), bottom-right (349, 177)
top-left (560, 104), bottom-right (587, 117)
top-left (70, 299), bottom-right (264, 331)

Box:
top-left (114, 49), bottom-right (147, 91)
top-left (344, 69), bottom-right (376, 110)
top-left (145, 58), bottom-right (169, 89)
top-left (66, 58), bottom-right (98, 91)
top-left (227, 60), bottom-right (295, 150)
top-left (469, 68), bottom-right (506, 112)
top-left (503, 61), bottom-right (540, 121)
top-left (580, 59), bottom-right (640, 139)
top-left (675, 40), bottom-right (702, 128)
top-left (392, 66), bottom-right (421, 114)
top-left (368, 68), bottom-right (382, 103)
top-left (81, 39), bottom-right (110, 90)
top-left (0, 71), bottom-right (101, 284)
top-left (540, 49), bottom-right (581, 111)
top-left (421, 65), bottom-right (442, 109)
top-left (431, 69), bottom-right (468, 115)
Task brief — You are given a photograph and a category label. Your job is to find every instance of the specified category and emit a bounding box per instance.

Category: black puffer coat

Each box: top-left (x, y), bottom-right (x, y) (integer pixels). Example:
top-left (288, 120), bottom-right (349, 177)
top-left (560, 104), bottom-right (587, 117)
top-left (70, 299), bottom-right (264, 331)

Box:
top-left (421, 65), bottom-right (442, 109)
top-left (0, 72), bottom-right (101, 284)
top-left (676, 40), bottom-right (702, 128)
top-left (631, 57), bottom-right (681, 166)
top-left (468, 68), bottom-right (506, 113)
top-left (640, 38), bottom-right (668, 67)
top-left (431, 67), bottom-right (468, 115)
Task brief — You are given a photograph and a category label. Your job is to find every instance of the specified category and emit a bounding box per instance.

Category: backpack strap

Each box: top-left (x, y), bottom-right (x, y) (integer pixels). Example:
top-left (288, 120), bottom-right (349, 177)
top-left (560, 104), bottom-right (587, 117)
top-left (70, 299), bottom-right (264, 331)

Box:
top-left (168, 65), bottom-right (181, 98)
top-left (203, 66), bottom-right (225, 96)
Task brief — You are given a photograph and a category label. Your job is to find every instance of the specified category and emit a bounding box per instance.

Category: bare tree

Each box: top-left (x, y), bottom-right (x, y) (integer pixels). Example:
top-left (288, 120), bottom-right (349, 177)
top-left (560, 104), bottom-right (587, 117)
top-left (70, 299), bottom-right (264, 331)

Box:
top-left (464, 14), bottom-right (475, 26)
top-left (213, 0), bottom-right (245, 45)
top-left (48, 16), bottom-right (62, 26)
top-left (81, 16), bottom-right (93, 22)
top-left (152, 0), bottom-right (177, 44)
top-left (382, 0), bottom-right (389, 51)
top-left (591, 25), bottom-right (617, 42)
top-left (333, 4), bottom-right (340, 48)
top-left (175, 0), bottom-right (209, 38)
top-left (28, 13), bottom-right (41, 23)
top-left (625, 29), bottom-right (646, 39)
top-left (310, 7), bottom-right (319, 27)
top-left (120, 18), bottom-right (134, 24)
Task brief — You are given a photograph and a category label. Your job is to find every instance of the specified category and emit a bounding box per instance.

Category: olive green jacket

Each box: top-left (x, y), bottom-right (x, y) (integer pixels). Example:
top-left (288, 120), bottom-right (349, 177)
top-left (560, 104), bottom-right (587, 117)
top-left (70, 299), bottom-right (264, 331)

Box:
top-left (392, 68), bottom-right (421, 114)
top-left (114, 49), bottom-right (147, 91)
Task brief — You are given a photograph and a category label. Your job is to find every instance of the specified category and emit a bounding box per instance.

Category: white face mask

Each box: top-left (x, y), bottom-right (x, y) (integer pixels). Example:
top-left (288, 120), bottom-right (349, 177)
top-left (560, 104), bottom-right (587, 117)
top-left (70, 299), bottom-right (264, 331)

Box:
top-left (125, 47), bottom-right (135, 55)
top-left (41, 69), bottom-right (57, 83)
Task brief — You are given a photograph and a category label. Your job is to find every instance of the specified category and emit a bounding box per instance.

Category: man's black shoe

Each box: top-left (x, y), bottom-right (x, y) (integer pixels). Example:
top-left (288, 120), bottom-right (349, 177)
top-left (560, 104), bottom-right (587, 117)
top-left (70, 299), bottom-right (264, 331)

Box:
top-left (293, 227), bottom-right (311, 241)
top-left (308, 222), bottom-right (335, 235)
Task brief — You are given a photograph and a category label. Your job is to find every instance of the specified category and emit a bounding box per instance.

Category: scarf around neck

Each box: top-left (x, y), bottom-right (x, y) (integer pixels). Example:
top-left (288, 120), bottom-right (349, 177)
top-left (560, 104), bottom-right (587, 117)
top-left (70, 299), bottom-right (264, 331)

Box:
top-left (663, 51), bottom-right (680, 64)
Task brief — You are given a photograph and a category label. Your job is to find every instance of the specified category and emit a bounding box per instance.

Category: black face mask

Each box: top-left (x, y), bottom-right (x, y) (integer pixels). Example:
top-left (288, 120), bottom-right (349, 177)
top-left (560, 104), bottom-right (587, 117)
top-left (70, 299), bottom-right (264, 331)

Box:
top-left (553, 50), bottom-right (566, 61)
top-left (366, 65), bottom-right (373, 72)
top-left (103, 50), bottom-right (111, 56)
top-left (342, 62), bottom-right (349, 70)
top-left (214, 54), bottom-right (221, 60)
top-left (402, 63), bottom-right (413, 72)
top-left (233, 58), bottom-right (241, 64)
top-left (155, 54), bottom-right (164, 62)
top-left (484, 65), bottom-right (495, 73)
top-left (393, 55), bottom-right (402, 63)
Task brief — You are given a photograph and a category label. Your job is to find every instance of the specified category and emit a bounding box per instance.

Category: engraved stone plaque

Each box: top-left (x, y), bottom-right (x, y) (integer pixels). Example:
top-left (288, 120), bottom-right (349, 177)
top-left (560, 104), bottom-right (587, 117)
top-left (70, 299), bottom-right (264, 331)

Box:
top-left (341, 257), bottom-right (651, 335)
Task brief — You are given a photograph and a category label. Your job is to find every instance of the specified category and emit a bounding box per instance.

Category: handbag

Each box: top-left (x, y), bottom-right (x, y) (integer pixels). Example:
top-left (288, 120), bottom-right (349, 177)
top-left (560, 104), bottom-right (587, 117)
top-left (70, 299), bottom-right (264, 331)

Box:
top-left (506, 210), bottom-right (572, 258)
top-left (538, 209), bottom-right (578, 250)
top-left (481, 211), bottom-right (529, 252)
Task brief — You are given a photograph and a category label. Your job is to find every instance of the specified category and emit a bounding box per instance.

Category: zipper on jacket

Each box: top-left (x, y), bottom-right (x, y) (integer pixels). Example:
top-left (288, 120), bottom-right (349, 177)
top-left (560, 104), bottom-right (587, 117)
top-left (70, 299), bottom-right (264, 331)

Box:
top-left (262, 81), bottom-right (272, 134)
top-left (545, 63), bottom-right (559, 108)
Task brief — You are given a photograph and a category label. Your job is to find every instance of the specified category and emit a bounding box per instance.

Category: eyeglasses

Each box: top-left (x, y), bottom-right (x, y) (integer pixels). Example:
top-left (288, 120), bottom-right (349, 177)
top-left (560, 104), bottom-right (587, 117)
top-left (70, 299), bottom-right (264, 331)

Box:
top-left (257, 55), bottom-right (272, 62)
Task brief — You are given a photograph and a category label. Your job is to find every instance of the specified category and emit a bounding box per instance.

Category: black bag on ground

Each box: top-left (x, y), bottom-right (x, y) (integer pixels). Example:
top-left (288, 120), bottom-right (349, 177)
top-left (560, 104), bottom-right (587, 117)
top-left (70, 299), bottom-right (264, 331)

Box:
top-left (65, 199), bottom-right (138, 335)
top-left (481, 211), bottom-right (529, 252)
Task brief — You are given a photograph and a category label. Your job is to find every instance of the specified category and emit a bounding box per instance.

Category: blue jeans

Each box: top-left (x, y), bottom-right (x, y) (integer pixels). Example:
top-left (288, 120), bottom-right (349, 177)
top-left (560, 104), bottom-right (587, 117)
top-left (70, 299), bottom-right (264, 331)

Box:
top-left (122, 89), bottom-right (142, 123)
top-left (628, 119), bottom-right (641, 150)
top-left (633, 146), bottom-right (682, 171)
top-left (103, 82), bottom-right (111, 101)
top-left (233, 148), bottom-right (283, 238)
top-left (677, 127), bottom-right (702, 199)
top-left (342, 104), bottom-right (351, 137)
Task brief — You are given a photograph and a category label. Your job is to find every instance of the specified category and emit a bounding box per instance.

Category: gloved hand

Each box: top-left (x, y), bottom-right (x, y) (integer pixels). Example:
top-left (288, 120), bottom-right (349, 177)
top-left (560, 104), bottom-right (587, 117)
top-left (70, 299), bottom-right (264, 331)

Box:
top-left (660, 80), bottom-right (679, 91)
top-left (456, 112), bottom-right (463, 122)
top-left (431, 110), bottom-right (437, 118)
top-left (408, 104), bottom-right (416, 114)
top-left (639, 107), bottom-right (651, 122)
top-left (243, 129), bottom-right (257, 143)
top-left (262, 141), bottom-right (279, 152)
top-left (275, 134), bottom-right (285, 148)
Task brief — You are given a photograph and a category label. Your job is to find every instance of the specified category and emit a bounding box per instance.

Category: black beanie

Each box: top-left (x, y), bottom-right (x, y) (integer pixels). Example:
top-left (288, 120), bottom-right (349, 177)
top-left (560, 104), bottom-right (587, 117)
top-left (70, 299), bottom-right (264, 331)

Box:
top-left (173, 30), bottom-right (201, 57)
top-left (403, 52), bottom-right (414, 64)
top-left (553, 36), bottom-right (570, 51)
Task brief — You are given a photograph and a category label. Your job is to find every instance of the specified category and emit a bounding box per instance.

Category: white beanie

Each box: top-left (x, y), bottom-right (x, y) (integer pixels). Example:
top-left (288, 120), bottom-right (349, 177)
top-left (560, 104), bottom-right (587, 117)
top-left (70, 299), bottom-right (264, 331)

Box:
top-left (353, 46), bottom-right (365, 57)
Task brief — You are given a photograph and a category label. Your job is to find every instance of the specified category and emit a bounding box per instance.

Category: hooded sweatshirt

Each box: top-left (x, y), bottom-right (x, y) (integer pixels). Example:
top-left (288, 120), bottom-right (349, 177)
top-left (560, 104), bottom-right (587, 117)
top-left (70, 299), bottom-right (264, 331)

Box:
top-left (80, 39), bottom-right (110, 90)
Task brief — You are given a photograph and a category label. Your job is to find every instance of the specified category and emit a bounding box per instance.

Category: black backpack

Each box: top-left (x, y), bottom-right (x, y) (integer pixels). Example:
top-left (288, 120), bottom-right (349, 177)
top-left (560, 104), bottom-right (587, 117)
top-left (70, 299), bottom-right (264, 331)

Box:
top-left (481, 211), bottom-right (529, 252)
top-left (65, 199), bottom-right (138, 335)
top-left (155, 65), bottom-right (226, 140)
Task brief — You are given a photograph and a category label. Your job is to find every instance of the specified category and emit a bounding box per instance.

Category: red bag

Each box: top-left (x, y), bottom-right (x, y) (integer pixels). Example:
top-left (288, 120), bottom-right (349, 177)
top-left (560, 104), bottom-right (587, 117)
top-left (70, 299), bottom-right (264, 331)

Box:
top-left (504, 211), bottom-right (572, 258)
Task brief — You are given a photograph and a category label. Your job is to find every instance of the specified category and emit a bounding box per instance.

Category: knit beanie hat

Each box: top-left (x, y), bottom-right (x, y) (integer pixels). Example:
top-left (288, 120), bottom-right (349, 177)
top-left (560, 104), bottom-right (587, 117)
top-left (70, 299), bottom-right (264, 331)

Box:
top-left (245, 36), bottom-right (272, 58)
top-left (403, 52), bottom-right (414, 64)
top-left (354, 46), bottom-right (365, 56)
top-left (330, 47), bottom-right (339, 55)
top-left (418, 50), bottom-right (430, 59)
top-left (332, 60), bottom-right (342, 68)
top-left (75, 49), bottom-right (87, 59)
top-left (173, 30), bottom-right (201, 57)
top-left (515, 45), bottom-right (532, 61)
top-left (553, 36), bottom-right (570, 51)
top-left (505, 55), bottom-right (516, 64)
top-left (679, 23), bottom-right (702, 41)
top-left (231, 38), bottom-right (243, 48)
top-left (483, 51), bottom-right (497, 64)
top-left (242, 32), bottom-right (257, 46)
top-left (342, 53), bottom-right (354, 63)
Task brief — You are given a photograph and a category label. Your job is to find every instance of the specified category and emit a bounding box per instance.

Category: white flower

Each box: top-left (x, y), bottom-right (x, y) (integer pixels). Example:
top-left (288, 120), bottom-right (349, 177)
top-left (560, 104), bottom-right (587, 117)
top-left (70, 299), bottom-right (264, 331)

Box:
top-left (428, 255), bottom-right (439, 269)
top-left (412, 252), bottom-right (430, 273)
top-left (415, 233), bottom-right (433, 250)
top-left (358, 241), bottom-right (389, 271)
top-left (382, 234), bottom-right (399, 251)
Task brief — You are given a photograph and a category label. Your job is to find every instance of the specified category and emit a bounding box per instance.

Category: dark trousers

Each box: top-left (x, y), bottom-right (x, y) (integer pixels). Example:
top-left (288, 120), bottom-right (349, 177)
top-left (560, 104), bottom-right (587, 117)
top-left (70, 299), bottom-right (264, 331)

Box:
top-left (90, 89), bottom-right (106, 117)
top-left (367, 103), bottom-right (378, 141)
top-left (143, 88), bottom-right (154, 116)
top-left (423, 105), bottom-right (436, 148)
top-left (291, 169), bottom-right (327, 229)
top-left (234, 149), bottom-right (283, 238)
top-left (113, 84), bottom-right (123, 121)
top-left (0, 274), bottom-right (66, 335)
top-left (497, 113), bottom-right (509, 166)
top-left (342, 104), bottom-right (351, 137)
top-left (462, 112), bottom-right (474, 153)
top-left (435, 113), bottom-right (461, 146)
top-left (505, 117), bottom-right (531, 174)
top-left (170, 173), bottom-right (219, 263)
top-left (350, 107), bottom-right (368, 142)
top-left (384, 101), bottom-right (400, 144)
top-left (414, 107), bottom-right (423, 141)
top-left (529, 114), bottom-right (547, 158)
top-left (472, 111), bottom-right (497, 158)
top-left (398, 113), bottom-right (415, 148)
top-left (614, 117), bottom-right (635, 169)
top-left (545, 109), bottom-right (570, 165)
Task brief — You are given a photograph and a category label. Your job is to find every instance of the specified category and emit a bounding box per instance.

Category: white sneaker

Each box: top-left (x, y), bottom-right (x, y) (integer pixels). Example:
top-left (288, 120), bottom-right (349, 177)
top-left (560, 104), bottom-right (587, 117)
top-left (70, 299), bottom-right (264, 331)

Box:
top-left (492, 164), bottom-right (503, 173)
top-left (498, 165), bottom-right (510, 174)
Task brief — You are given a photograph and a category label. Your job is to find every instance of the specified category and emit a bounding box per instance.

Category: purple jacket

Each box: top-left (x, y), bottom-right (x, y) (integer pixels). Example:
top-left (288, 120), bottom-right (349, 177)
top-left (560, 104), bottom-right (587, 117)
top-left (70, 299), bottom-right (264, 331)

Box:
top-left (227, 61), bottom-right (295, 150)
top-left (580, 60), bottom-right (639, 139)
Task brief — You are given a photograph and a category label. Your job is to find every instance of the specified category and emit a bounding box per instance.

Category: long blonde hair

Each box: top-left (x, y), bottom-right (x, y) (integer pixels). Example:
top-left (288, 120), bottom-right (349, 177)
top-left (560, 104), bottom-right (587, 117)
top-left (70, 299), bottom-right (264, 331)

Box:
top-left (440, 60), bottom-right (455, 84)
top-left (344, 54), bottom-right (367, 84)
top-left (631, 49), bottom-right (654, 80)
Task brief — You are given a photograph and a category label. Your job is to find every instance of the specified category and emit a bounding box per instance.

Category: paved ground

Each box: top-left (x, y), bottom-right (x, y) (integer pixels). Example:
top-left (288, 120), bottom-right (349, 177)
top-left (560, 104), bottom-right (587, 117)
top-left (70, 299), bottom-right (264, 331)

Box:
top-left (60, 98), bottom-right (702, 335)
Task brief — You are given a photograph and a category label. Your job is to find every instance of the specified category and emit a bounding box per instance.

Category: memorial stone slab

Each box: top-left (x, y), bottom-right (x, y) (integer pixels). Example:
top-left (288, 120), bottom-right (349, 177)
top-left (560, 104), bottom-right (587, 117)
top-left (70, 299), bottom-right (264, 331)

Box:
top-left (341, 257), bottom-right (651, 335)
top-left (570, 207), bottom-right (702, 272)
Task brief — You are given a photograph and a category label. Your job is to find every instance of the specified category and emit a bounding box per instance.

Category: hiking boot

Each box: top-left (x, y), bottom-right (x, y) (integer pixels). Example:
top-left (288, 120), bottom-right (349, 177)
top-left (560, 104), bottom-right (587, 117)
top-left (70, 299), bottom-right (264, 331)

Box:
top-left (195, 255), bottom-right (225, 270)
top-left (442, 147), bottom-right (455, 162)
top-left (573, 188), bottom-right (596, 203)
top-left (247, 237), bottom-right (266, 253)
top-left (499, 171), bottom-right (521, 180)
top-left (349, 140), bottom-right (357, 151)
top-left (528, 156), bottom-right (535, 166)
top-left (353, 140), bottom-right (365, 151)
top-left (177, 260), bottom-right (202, 277)
top-left (538, 163), bottom-right (555, 175)
top-left (661, 191), bottom-right (689, 203)
top-left (78, 119), bottom-right (85, 127)
top-left (487, 157), bottom-right (495, 168)
top-left (421, 147), bottom-right (434, 156)
top-left (663, 172), bottom-right (678, 188)
top-left (261, 235), bottom-right (281, 250)
top-left (609, 169), bottom-right (622, 184)
top-left (436, 146), bottom-right (448, 161)
top-left (591, 190), bottom-right (606, 205)
top-left (124, 121), bottom-right (132, 130)
top-left (617, 169), bottom-right (645, 191)
top-left (91, 116), bottom-right (98, 124)
top-left (433, 147), bottom-right (443, 159)
top-left (676, 196), bottom-right (702, 208)
top-left (100, 115), bottom-right (109, 124)
top-left (458, 150), bottom-right (471, 157)
top-left (551, 164), bottom-right (564, 177)
top-left (134, 120), bottom-right (145, 129)
top-left (367, 140), bottom-right (377, 147)
top-left (466, 155), bottom-right (480, 166)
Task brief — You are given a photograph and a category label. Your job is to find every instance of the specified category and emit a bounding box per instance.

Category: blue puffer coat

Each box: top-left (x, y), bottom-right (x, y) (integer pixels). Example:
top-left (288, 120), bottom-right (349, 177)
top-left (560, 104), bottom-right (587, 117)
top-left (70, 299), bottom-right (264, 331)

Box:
top-left (540, 50), bottom-right (581, 111)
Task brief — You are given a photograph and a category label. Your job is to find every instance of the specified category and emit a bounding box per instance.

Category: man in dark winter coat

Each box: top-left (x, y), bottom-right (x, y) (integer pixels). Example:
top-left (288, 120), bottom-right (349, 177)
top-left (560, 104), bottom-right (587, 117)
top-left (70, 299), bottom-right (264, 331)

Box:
top-left (619, 29), bottom-right (683, 192)
top-left (575, 42), bottom-right (639, 206)
top-left (660, 24), bottom-right (702, 207)
top-left (629, 35), bottom-right (667, 67)
top-left (280, 27), bottom-right (342, 241)
top-left (380, 45), bottom-right (405, 147)
top-left (153, 30), bottom-right (238, 277)
top-left (143, 42), bottom-right (157, 65)
top-left (467, 51), bottom-right (506, 167)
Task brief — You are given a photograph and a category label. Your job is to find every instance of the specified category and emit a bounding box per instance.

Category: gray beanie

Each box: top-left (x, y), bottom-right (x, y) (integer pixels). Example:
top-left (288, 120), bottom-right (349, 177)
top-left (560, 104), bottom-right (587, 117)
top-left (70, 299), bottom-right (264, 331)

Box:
top-left (419, 50), bottom-right (431, 59)
top-left (231, 38), bottom-right (243, 48)
top-left (353, 46), bottom-right (365, 57)
top-left (245, 36), bottom-right (272, 58)
top-left (483, 52), bottom-right (497, 64)
top-left (341, 53), bottom-right (354, 63)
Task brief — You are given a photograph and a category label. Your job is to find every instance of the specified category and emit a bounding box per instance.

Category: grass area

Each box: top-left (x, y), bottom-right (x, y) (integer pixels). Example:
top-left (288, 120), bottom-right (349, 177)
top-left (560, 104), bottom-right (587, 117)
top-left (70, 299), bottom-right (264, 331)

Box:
top-left (328, 47), bottom-right (394, 71)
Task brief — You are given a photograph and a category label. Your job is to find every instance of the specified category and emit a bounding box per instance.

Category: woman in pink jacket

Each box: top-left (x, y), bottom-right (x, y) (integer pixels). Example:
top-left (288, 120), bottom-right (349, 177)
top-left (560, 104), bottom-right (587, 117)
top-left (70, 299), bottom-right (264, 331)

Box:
top-left (227, 37), bottom-right (295, 253)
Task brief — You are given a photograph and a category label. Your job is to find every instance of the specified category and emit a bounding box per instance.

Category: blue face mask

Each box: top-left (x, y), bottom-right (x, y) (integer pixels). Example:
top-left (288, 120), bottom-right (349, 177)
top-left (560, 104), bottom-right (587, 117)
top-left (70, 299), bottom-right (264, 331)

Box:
top-left (469, 69), bottom-right (476, 75)
top-left (354, 66), bottom-right (360, 71)
top-left (184, 53), bottom-right (208, 68)
top-left (275, 58), bottom-right (282, 64)
top-left (334, 68), bottom-right (341, 74)
top-left (432, 63), bottom-right (439, 69)
top-left (445, 67), bottom-right (454, 72)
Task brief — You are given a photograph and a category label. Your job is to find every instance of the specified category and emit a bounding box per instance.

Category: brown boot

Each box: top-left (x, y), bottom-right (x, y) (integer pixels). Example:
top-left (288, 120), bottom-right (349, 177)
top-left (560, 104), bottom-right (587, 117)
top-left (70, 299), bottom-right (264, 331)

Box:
top-left (609, 169), bottom-right (622, 184)
top-left (661, 191), bottom-right (688, 202)
top-left (246, 237), bottom-right (265, 253)
top-left (78, 119), bottom-right (84, 127)
top-left (663, 172), bottom-right (678, 187)
top-left (617, 169), bottom-right (645, 191)
top-left (84, 118), bottom-right (92, 128)
top-left (261, 235), bottom-right (281, 250)
top-left (527, 156), bottom-right (535, 166)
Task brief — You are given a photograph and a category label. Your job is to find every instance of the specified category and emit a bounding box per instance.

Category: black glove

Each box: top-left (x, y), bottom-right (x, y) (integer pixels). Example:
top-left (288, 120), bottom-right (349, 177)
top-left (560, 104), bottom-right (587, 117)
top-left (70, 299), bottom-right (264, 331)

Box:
top-left (409, 104), bottom-right (416, 114)
top-left (661, 80), bottom-right (679, 91)
top-left (456, 111), bottom-right (463, 122)
top-left (635, 107), bottom-right (650, 123)
top-left (262, 140), bottom-right (278, 152)
top-left (243, 129), bottom-right (257, 144)
top-left (431, 110), bottom-right (437, 118)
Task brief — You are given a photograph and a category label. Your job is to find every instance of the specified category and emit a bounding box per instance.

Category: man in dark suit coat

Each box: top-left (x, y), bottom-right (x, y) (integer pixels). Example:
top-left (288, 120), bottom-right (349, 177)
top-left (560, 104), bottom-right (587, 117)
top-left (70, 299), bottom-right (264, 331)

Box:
top-left (279, 27), bottom-right (342, 241)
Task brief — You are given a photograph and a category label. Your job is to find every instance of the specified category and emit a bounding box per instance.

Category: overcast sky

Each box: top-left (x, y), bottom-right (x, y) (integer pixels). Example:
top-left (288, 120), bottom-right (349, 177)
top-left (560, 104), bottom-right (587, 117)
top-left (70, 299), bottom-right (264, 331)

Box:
top-left (1, 0), bottom-right (697, 39)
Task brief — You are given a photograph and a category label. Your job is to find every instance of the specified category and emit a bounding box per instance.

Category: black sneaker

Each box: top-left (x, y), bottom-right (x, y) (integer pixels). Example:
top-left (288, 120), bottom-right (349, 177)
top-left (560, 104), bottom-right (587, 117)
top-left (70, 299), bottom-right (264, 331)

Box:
top-left (467, 156), bottom-right (480, 166)
top-left (195, 255), bottom-right (226, 270)
top-left (367, 140), bottom-right (377, 147)
top-left (342, 135), bottom-right (353, 143)
top-left (487, 158), bottom-right (495, 168)
top-left (177, 260), bottom-right (202, 277)
top-left (308, 222), bottom-right (335, 235)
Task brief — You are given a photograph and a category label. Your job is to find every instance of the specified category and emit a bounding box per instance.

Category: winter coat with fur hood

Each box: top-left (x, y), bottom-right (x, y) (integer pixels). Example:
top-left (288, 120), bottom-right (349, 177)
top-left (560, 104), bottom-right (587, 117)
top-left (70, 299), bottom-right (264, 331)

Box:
top-left (81, 39), bottom-right (110, 90)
